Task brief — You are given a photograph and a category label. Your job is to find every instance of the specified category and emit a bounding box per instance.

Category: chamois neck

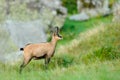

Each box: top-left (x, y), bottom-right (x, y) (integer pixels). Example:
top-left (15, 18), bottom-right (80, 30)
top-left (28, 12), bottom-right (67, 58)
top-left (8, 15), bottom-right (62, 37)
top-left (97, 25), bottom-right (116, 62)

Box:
top-left (51, 36), bottom-right (58, 45)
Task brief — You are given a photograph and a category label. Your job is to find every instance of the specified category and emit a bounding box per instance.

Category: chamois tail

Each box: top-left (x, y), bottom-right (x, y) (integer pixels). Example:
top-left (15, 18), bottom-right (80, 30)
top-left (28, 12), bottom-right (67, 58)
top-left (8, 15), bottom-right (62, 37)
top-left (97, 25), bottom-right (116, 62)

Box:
top-left (20, 48), bottom-right (24, 51)
top-left (20, 43), bottom-right (31, 51)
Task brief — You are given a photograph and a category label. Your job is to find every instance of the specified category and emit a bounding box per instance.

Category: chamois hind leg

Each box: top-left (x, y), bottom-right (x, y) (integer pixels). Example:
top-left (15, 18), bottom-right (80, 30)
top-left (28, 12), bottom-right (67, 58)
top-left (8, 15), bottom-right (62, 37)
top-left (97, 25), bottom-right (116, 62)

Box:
top-left (44, 57), bottom-right (50, 69)
top-left (19, 57), bottom-right (32, 74)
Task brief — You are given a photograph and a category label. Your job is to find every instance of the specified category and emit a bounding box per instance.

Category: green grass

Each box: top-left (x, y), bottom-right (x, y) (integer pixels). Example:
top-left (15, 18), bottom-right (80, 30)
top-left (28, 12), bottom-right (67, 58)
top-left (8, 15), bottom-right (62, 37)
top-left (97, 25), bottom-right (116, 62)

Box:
top-left (0, 59), bottom-right (120, 80)
top-left (0, 15), bottom-right (120, 80)
top-left (59, 15), bottom-right (112, 45)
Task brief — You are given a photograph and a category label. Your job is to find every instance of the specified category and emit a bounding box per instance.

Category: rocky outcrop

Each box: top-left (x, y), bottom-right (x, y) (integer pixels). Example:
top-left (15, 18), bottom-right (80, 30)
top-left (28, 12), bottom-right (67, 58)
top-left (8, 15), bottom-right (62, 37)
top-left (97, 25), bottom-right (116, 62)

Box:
top-left (112, 2), bottom-right (120, 22)
top-left (71, 0), bottom-right (111, 21)
top-left (0, 0), bottom-right (67, 64)
top-left (69, 12), bottom-right (89, 21)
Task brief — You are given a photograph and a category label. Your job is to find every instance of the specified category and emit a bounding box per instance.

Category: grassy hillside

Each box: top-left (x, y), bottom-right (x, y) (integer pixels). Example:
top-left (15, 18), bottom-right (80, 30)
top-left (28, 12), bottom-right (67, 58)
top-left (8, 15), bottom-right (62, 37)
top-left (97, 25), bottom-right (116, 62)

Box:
top-left (59, 15), bottom-right (112, 45)
top-left (0, 16), bottom-right (120, 80)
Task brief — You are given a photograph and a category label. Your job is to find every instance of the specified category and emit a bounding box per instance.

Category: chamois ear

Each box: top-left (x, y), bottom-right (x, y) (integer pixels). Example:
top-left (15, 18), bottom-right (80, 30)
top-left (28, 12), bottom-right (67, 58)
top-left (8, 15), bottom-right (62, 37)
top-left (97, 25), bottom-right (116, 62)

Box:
top-left (50, 27), bottom-right (55, 35)
top-left (55, 26), bottom-right (60, 34)
top-left (51, 26), bottom-right (60, 36)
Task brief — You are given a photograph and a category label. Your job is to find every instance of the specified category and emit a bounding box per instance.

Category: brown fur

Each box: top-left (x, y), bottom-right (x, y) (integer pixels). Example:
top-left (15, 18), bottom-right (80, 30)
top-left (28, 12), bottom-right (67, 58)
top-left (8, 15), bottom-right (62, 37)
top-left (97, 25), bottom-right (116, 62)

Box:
top-left (19, 27), bottom-right (62, 73)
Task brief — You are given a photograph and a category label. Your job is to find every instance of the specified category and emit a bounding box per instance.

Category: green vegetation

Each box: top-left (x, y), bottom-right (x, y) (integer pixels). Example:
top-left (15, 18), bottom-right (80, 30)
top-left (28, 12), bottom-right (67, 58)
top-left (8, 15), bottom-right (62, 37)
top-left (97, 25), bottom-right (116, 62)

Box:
top-left (0, 16), bottom-right (120, 80)
top-left (62, 0), bottom-right (77, 14)
top-left (60, 15), bottom-right (112, 45)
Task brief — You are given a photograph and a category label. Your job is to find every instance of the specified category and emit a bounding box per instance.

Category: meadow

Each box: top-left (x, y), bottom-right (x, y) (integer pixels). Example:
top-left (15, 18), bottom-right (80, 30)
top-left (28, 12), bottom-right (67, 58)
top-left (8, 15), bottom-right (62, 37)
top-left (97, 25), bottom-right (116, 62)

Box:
top-left (0, 15), bottom-right (120, 80)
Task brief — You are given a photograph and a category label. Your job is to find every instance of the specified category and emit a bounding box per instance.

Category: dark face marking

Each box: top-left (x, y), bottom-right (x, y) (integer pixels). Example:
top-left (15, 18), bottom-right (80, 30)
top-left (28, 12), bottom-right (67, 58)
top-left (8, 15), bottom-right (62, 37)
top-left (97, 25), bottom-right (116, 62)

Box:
top-left (57, 33), bottom-right (62, 38)
top-left (54, 27), bottom-right (62, 38)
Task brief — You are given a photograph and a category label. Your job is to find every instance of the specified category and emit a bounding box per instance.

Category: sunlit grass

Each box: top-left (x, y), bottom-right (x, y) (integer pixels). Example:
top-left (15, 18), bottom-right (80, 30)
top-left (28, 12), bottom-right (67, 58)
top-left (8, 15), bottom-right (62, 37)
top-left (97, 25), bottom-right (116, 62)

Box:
top-left (0, 59), bottom-right (120, 80)
top-left (59, 15), bottom-right (112, 45)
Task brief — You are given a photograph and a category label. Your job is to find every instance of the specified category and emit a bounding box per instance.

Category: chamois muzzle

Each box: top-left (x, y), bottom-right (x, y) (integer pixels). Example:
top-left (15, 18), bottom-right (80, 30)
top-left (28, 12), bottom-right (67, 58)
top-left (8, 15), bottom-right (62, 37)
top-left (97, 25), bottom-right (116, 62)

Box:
top-left (57, 33), bottom-right (63, 39)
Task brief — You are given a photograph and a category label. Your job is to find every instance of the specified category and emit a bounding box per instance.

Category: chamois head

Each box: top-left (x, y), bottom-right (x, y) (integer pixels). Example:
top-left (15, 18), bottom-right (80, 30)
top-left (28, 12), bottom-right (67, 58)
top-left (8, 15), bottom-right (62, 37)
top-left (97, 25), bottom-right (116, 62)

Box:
top-left (53, 27), bottom-right (62, 40)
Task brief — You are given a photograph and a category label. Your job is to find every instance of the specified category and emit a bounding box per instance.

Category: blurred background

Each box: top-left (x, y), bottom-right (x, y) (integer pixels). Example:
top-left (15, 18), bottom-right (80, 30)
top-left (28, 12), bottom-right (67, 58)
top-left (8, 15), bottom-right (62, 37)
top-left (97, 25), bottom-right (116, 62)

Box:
top-left (0, 0), bottom-right (120, 80)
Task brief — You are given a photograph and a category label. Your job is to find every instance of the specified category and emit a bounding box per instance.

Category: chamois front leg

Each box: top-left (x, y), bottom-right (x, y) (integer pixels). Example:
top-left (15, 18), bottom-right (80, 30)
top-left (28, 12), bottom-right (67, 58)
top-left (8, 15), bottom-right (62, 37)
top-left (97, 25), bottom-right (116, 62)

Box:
top-left (44, 57), bottom-right (50, 69)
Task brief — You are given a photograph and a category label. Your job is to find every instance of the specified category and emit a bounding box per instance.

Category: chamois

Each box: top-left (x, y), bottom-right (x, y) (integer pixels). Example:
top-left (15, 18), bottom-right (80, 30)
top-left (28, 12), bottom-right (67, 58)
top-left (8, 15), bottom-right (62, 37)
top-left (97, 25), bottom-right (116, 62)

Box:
top-left (19, 27), bottom-right (62, 73)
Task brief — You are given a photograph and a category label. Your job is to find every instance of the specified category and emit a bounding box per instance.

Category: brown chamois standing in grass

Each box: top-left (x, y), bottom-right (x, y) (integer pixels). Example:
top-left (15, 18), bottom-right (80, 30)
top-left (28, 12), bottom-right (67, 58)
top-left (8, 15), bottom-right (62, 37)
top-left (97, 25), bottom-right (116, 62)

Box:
top-left (19, 27), bottom-right (62, 73)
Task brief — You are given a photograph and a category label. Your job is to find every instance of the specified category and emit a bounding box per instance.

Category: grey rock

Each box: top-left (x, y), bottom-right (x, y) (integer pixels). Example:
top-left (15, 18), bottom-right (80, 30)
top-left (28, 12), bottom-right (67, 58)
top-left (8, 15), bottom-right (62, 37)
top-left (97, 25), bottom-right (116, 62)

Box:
top-left (69, 12), bottom-right (89, 21)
